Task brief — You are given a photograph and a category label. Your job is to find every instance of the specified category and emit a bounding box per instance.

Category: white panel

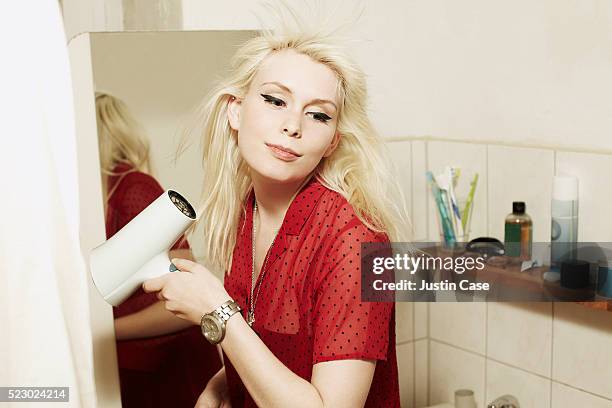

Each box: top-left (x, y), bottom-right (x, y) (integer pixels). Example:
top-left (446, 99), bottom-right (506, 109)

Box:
top-left (386, 140), bottom-right (413, 240)
top-left (430, 303), bottom-right (486, 354)
top-left (429, 341), bottom-right (486, 407)
top-left (487, 302), bottom-right (552, 377)
top-left (486, 360), bottom-right (551, 407)
top-left (414, 302), bottom-right (428, 340)
top-left (553, 303), bottom-right (612, 399)
top-left (556, 151), bottom-right (612, 241)
top-left (396, 301), bottom-right (414, 344)
top-left (397, 342), bottom-right (415, 408)
top-left (414, 339), bottom-right (429, 408)
top-left (411, 140), bottom-right (428, 241)
top-left (487, 145), bottom-right (554, 242)
top-left (552, 382), bottom-right (612, 408)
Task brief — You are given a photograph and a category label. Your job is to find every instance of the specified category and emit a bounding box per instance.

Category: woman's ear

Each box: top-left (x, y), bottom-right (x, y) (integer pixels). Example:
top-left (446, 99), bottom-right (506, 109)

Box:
top-left (227, 96), bottom-right (241, 131)
top-left (323, 131), bottom-right (341, 157)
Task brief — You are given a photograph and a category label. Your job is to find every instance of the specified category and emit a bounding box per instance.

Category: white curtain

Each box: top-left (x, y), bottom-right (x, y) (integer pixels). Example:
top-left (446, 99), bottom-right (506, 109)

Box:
top-left (0, 2), bottom-right (96, 407)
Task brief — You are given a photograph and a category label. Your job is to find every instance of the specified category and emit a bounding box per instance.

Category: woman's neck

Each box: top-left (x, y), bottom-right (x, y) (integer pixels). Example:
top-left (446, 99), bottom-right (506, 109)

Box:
top-left (251, 174), bottom-right (310, 229)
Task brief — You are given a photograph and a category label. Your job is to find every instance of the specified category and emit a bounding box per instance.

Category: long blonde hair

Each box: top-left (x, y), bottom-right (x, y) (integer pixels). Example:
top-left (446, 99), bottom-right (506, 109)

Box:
top-left (186, 2), bottom-right (412, 272)
top-left (95, 92), bottom-right (152, 212)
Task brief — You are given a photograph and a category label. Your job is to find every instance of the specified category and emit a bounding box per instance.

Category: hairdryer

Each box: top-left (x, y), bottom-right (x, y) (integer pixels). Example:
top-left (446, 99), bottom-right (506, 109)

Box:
top-left (90, 190), bottom-right (197, 306)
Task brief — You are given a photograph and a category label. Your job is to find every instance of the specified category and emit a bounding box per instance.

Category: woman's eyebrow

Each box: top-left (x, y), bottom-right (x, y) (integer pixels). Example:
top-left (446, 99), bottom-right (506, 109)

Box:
top-left (260, 81), bottom-right (337, 111)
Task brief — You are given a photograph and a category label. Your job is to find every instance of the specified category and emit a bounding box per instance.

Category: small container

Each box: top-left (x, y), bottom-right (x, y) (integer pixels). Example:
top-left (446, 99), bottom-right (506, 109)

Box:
top-left (504, 201), bottom-right (533, 261)
top-left (597, 260), bottom-right (612, 298)
top-left (560, 259), bottom-right (590, 289)
top-left (454, 389), bottom-right (476, 408)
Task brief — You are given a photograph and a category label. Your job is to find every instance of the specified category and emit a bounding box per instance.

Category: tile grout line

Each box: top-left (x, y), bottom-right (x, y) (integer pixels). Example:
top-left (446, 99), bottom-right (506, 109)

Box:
top-left (484, 301), bottom-right (489, 405)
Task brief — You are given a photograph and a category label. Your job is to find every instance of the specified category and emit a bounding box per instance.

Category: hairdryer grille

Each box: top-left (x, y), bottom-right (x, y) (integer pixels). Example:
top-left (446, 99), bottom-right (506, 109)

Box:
top-left (168, 190), bottom-right (196, 219)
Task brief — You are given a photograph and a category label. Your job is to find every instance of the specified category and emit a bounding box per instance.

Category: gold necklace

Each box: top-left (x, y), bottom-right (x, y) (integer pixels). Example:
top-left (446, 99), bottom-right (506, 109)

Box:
top-left (247, 200), bottom-right (279, 327)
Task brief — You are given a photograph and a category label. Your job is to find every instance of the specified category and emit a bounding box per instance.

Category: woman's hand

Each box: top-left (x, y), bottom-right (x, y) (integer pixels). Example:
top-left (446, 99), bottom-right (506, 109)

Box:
top-left (142, 258), bottom-right (232, 325)
top-left (195, 367), bottom-right (232, 408)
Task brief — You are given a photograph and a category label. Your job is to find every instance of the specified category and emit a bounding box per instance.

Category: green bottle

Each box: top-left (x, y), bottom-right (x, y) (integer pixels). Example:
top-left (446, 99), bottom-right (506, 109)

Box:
top-left (504, 201), bottom-right (533, 261)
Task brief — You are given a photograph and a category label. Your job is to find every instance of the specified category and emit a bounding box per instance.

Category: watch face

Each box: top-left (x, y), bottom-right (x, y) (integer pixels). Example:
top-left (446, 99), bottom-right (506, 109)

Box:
top-left (201, 315), bottom-right (223, 343)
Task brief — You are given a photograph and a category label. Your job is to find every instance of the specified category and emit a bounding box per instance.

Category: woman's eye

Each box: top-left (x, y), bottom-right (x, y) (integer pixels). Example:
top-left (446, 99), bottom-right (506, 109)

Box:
top-left (260, 94), bottom-right (285, 107)
top-left (309, 112), bottom-right (332, 123)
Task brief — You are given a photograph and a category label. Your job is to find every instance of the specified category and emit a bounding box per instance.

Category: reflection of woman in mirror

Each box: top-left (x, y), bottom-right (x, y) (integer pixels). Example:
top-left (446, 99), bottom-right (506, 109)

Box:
top-left (143, 7), bottom-right (410, 408)
top-left (95, 92), bottom-right (222, 407)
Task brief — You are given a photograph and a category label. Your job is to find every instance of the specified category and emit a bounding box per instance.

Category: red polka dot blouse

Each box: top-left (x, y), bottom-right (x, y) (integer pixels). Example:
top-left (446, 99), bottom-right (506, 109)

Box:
top-left (223, 176), bottom-right (400, 407)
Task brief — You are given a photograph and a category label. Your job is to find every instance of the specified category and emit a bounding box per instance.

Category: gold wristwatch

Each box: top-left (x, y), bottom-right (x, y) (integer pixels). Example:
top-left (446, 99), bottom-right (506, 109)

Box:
top-left (200, 300), bottom-right (242, 345)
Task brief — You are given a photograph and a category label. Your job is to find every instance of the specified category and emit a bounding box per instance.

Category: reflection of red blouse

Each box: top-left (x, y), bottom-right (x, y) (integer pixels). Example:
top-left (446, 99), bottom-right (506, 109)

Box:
top-left (223, 177), bottom-right (400, 407)
top-left (106, 162), bottom-right (221, 408)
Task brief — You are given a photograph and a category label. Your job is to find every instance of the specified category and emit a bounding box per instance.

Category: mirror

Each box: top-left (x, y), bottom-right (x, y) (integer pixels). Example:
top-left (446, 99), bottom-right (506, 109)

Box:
top-left (89, 30), bottom-right (257, 406)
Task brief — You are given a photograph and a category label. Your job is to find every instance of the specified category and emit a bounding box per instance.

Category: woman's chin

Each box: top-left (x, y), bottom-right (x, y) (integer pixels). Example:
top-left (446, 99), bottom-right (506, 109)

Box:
top-left (251, 165), bottom-right (311, 185)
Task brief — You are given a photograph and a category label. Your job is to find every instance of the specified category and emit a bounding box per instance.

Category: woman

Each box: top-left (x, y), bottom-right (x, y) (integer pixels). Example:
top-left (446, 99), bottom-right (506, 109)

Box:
top-left (143, 7), bottom-right (410, 408)
top-left (96, 92), bottom-right (222, 407)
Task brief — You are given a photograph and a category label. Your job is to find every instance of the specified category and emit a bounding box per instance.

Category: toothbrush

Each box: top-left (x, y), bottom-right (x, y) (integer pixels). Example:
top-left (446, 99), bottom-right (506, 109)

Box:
top-left (447, 167), bottom-right (465, 238)
top-left (426, 171), bottom-right (456, 246)
top-left (462, 173), bottom-right (479, 232)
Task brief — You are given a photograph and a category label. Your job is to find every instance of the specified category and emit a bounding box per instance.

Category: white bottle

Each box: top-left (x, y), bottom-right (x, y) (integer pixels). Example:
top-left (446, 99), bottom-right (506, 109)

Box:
top-left (551, 176), bottom-right (578, 271)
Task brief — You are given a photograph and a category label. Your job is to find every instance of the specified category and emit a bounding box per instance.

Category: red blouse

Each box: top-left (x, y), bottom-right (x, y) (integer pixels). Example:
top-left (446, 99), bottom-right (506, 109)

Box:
top-left (223, 177), bottom-right (400, 407)
top-left (106, 163), bottom-right (222, 408)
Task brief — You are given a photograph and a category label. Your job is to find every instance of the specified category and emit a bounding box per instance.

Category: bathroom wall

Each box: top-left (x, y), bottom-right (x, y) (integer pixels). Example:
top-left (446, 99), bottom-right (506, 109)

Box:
top-left (386, 138), bottom-right (612, 408)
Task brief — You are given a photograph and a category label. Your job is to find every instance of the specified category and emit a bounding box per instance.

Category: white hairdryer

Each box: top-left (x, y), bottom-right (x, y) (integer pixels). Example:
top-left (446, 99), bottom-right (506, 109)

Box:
top-left (90, 190), bottom-right (197, 306)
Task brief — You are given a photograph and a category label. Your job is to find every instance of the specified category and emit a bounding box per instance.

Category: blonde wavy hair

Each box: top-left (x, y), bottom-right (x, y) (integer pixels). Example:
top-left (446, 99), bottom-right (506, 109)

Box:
top-left (95, 92), bottom-right (152, 213)
top-left (186, 2), bottom-right (412, 272)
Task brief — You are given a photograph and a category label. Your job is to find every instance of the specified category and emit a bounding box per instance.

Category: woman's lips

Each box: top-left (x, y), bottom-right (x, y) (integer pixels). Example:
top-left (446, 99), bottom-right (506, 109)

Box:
top-left (265, 143), bottom-right (301, 162)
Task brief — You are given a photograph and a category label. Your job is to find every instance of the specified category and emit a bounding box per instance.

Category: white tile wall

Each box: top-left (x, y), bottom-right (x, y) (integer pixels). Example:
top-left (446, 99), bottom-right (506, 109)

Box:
top-left (414, 339), bottom-right (429, 408)
top-left (411, 140), bottom-right (428, 241)
top-left (414, 302), bottom-right (428, 340)
top-left (552, 382), bottom-right (612, 408)
top-left (487, 145), bottom-right (554, 242)
top-left (487, 302), bottom-right (553, 377)
top-left (397, 341), bottom-right (415, 408)
top-left (386, 140), bottom-right (413, 240)
top-left (396, 301), bottom-right (414, 343)
top-left (552, 303), bottom-right (612, 400)
top-left (556, 151), bottom-right (612, 241)
top-left (429, 341), bottom-right (486, 407)
top-left (430, 303), bottom-right (486, 354)
top-left (485, 360), bottom-right (551, 407)
top-left (426, 141), bottom-right (488, 241)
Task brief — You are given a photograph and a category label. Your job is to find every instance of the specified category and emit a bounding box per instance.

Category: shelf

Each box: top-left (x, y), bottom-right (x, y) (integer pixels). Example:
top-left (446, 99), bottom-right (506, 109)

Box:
top-left (420, 246), bottom-right (612, 312)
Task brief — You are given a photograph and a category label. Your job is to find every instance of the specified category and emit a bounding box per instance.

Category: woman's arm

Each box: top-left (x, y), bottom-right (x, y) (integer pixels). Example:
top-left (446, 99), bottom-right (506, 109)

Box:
top-left (220, 314), bottom-right (376, 408)
top-left (114, 248), bottom-right (196, 340)
top-left (114, 301), bottom-right (193, 340)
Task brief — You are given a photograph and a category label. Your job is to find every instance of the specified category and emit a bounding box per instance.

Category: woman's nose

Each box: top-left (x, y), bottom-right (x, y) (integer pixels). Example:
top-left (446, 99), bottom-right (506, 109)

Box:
top-left (282, 116), bottom-right (301, 138)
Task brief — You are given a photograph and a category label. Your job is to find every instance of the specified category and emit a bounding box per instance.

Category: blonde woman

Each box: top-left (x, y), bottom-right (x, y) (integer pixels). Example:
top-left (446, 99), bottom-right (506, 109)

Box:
top-left (96, 92), bottom-right (222, 407)
top-left (143, 6), bottom-right (410, 408)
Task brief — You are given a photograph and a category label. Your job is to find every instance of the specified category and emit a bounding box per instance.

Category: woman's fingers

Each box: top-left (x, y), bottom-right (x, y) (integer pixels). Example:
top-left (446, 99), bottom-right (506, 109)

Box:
top-left (142, 274), bottom-right (168, 293)
top-left (172, 258), bottom-right (206, 274)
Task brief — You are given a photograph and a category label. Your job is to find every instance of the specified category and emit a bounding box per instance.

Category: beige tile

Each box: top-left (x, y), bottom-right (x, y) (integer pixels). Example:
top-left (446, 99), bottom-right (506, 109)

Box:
top-left (553, 303), bottom-right (612, 399)
top-left (552, 382), bottom-right (612, 408)
top-left (386, 140), bottom-right (413, 240)
top-left (487, 145), bottom-right (554, 242)
top-left (429, 340), bottom-right (486, 407)
top-left (396, 301), bottom-right (414, 343)
top-left (556, 151), bottom-right (612, 241)
top-left (487, 302), bottom-right (552, 377)
top-left (414, 302), bottom-right (428, 340)
top-left (397, 341), bottom-right (415, 408)
top-left (430, 303), bottom-right (486, 354)
top-left (414, 339), bottom-right (429, 408)
top-left (486, 359), bottom-right (551, 407)
top-left (411, 140), bottom-right (428, 241)
top-left (426, 141), bottom-right (488, 241)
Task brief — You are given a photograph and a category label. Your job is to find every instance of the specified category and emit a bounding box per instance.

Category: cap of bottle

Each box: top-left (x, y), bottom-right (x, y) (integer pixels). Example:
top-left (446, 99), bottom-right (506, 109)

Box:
top-left (512, 201), bottom-right (526, 214)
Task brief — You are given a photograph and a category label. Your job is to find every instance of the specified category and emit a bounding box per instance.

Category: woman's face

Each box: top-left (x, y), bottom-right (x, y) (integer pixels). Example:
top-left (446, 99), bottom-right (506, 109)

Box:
top-left (228, 49), bottom-right (341, 184)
